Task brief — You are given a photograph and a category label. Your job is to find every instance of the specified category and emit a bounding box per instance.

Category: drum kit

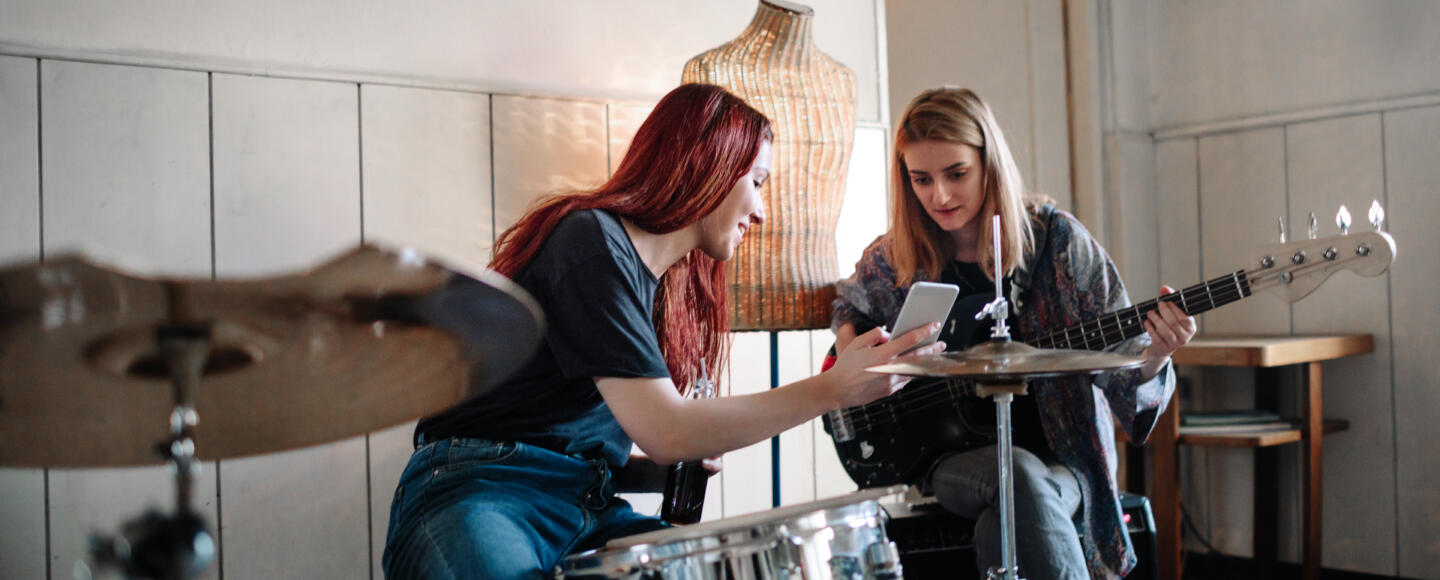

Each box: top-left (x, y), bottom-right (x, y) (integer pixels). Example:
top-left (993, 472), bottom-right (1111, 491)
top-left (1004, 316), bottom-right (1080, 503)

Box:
top-left (0, 242), bottom-right (1143, 580)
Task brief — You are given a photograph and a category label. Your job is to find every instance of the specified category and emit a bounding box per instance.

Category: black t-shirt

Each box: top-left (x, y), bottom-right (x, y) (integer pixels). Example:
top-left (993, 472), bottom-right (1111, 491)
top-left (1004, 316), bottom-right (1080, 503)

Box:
top-left (416, 210), bottom-right (670, 465)
top-left (936, 261), bottom-right (1054, 462)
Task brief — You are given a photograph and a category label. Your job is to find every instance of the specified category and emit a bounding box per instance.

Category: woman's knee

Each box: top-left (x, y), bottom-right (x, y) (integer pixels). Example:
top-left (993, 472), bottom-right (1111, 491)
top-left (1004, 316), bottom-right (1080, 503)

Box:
top-left (1009, 450), bottom-right (1059, 501)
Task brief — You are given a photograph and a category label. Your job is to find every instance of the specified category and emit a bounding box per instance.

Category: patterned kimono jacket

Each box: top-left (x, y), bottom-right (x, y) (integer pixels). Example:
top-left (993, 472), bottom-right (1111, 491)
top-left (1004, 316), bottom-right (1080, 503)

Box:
top-left (831, 204), bottom-right (1175, 579)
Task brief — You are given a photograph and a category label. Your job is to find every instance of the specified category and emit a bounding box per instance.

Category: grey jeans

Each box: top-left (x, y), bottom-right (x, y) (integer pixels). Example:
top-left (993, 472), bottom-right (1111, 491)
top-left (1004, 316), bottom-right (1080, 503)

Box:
top-left (927, 445), bottom-right (1087, 580)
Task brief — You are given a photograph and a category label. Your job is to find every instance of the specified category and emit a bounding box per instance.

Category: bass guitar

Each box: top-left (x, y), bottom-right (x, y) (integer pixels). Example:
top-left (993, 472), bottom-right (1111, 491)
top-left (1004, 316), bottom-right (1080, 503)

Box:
top-left (822, 228), bottom-right (1396, 488)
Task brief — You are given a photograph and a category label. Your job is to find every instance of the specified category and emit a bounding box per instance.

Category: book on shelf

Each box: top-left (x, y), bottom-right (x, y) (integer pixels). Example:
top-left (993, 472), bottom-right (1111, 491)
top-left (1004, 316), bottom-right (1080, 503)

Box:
top-left (1180, 409), bottom-right (1281, 426)
top-left (1178, 420), bottom-right (1294, 435)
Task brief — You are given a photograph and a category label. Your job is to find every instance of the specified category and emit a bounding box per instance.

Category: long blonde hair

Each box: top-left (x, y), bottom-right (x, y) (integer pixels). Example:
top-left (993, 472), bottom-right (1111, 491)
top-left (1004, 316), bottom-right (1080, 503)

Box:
top-left (889, 87), bottom-right (1037, 286)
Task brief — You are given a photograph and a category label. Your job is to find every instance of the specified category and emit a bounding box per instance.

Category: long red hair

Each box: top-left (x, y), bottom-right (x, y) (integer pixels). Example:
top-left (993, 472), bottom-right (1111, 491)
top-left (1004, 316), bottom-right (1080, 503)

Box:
top-left (490, 83), bottom-right (773, 394)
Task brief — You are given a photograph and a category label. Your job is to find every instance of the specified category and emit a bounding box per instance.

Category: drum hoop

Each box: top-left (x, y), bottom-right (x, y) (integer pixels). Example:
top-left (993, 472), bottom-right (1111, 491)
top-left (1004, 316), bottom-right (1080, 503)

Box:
top-left (561, 510), bottom-right (889, 575)
top-left (605, 485), bottom-right (904, 549)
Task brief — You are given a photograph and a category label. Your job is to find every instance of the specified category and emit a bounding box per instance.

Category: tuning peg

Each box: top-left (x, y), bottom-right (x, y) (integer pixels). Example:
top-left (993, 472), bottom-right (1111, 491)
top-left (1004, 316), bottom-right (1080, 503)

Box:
top-left (1369, 200), bottom-right (1385, 232)
top-left (1278, 217), bottom-right (1287, 244)
top-left (1308, 212), bottom-right (1318, 240)
top-left (1336, 205), bottom-right (1351, 236)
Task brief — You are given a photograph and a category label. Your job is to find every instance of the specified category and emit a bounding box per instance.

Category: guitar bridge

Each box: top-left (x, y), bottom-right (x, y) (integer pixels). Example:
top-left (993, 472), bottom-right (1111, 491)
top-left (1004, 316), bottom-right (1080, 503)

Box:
top-left (826, 409), bottom-right (856, 442)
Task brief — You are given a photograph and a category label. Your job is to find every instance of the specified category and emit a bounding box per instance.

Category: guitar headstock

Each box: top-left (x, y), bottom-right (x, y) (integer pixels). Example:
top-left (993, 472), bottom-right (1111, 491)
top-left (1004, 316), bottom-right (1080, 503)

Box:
top-left (1246, 229), bottom-right (1396, 304)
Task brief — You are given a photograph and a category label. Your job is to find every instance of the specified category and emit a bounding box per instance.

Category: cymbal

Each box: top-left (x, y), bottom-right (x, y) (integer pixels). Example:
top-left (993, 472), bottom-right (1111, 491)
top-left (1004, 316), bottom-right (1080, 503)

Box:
top-left (868, 340), bottom-right (1144, 382)
top-left (0, 245), bottom-right (544, 467)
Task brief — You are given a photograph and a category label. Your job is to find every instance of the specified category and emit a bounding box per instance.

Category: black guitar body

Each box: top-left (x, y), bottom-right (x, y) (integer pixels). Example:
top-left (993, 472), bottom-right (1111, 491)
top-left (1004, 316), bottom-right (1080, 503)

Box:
top-left (822, 377), bottom-right (997, 488)
top-left (822, 290), bottom-right (1002, 488)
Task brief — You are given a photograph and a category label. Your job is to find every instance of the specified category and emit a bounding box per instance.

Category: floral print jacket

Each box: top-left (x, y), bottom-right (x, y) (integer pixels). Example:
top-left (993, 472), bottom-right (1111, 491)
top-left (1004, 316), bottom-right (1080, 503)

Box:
top-left (832, 204), bottom-right (1175, 579)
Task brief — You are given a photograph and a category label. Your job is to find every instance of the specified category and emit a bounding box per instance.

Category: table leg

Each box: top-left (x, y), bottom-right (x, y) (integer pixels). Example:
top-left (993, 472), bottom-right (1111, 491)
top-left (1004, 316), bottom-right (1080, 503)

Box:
top-left (1302, 361), bottom-right (1324, 580)
top-left (1253, 367), bottom-right (1284, 579)
top-left (1153, 390), bottom-right (1181, 580)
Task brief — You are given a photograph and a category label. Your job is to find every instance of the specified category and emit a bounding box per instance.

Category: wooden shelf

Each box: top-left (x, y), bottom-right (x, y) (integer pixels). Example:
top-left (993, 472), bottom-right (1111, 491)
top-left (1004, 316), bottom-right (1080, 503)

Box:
top-left (1173, 335), bottom-right (1373, 367)
top-left (1177, 418), bottom-right (1349, 447)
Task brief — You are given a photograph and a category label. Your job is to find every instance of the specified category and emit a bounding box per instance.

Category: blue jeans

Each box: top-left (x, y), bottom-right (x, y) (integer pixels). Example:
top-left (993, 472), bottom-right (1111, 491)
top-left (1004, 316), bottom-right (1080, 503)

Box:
top-left (927, 445), bottom-right (1087, 580)
top-left (382, 436), bottom-right (665, 580)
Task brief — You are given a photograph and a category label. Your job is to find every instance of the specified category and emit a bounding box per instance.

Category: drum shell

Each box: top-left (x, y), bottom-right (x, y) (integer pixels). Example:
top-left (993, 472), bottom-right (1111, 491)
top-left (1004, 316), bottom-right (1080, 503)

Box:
top-left (559, 489), bottom-right (903, 579)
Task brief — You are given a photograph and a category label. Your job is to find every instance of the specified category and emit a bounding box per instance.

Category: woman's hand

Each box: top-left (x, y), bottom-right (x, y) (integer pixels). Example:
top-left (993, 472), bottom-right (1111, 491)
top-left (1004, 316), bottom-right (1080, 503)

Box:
top-left (1139, 285), bottom-right (1197, 380)
top-left (823, 323), bottom-right (945, 410)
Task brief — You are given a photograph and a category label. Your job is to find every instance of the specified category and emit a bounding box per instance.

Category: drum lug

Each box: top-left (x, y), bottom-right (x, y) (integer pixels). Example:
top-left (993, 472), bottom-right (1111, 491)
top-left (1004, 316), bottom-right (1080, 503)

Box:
top-left (827, 553), bottom-right (865, 580)
top-left (865, 540), bottom-right (904, 580)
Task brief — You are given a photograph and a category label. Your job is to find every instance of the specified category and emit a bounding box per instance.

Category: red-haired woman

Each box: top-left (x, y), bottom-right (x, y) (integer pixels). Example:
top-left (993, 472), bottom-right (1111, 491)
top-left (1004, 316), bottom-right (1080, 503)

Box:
top-left (382, 83), bottom-right (941, 579)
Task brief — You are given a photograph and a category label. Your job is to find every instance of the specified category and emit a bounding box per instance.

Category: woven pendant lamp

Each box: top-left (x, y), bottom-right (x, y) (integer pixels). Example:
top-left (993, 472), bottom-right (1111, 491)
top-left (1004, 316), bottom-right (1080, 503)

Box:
top-left (683, 0), bottom-right (858, 330)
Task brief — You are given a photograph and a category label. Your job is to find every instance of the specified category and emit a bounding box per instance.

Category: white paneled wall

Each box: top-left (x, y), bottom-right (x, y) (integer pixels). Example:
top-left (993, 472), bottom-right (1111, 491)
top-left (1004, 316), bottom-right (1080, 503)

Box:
top-left (212, 74), bottom-right (361, 276)
top-left (359, 85), bottom-right (493, 270)
top-left (211, 73), bottom-right (369, 580)
top-left (490, 96), bottom-right (609, 238)
top-left (1153, 137), bottom-right (1215, 554)
top-left (1196, 129), bottom-right (1291, 336)
top-left (1153, 103), bottom-right (1437, 576)
top-left (35, 60), bottom-right (220, 580)
top-left (720, 333), bottom-right (775, 518)
top-left (1193, 127), bottom-right (1293, 557)
top-left (0, 0), bottom-right (888, 123)
top-left (885, 0), bottom-right (1072, 209)
top-left (1150, 0), bottom-right (1440, 130)
top-left (39, 61), bottom-right (211, 275)
top-left (1285, 114), bottom-right (1396, 571)
top-left (0, 56), bottom-right (38, 264)
top-left (0, 55), bottom-right (42, 580)
top-left (358, 84), bottom-right (494, 578)
top-left (1384, 105), bottom-right (1440, 578)
top-left (777, 331), bottom-right (819, 506)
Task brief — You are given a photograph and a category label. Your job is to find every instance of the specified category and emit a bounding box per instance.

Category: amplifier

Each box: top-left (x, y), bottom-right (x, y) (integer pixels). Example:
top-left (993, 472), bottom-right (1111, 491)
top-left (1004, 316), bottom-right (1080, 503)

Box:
top-left (1120, 491), bottom-right (1158, 580)
top-left (882, 495), bottom-right (975, 578)
top-left (882, 492), bottom-right (1158, 580)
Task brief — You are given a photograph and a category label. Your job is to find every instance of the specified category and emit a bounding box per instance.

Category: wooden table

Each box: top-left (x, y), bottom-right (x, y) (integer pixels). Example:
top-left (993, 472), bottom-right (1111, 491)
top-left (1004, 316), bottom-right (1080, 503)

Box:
top-left (1149, 334), bottom-right (1372, 580)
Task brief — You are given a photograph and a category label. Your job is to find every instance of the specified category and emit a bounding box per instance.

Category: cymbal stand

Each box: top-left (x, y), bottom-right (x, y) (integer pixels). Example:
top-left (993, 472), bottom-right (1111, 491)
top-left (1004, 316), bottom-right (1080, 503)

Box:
top-left (86, 284), bottom-right (215, 580)
top-left (975, 223), bottom-right (1025, 580)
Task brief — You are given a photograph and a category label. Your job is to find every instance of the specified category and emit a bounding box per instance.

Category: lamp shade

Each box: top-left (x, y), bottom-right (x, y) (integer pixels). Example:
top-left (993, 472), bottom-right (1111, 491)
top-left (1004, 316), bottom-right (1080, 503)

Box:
top-left (683, 0), bottom-right (858, 331)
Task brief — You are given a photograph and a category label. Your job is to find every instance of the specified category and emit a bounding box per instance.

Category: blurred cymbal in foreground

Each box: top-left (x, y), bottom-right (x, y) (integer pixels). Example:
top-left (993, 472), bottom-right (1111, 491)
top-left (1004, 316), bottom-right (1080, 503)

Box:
top-left (0, 245), bottom-right (543, 467)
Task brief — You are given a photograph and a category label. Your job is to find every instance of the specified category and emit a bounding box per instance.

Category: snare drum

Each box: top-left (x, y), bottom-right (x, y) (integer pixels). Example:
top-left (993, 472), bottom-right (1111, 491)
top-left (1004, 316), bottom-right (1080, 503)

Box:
top-left (558, 486), bottom-right (907, 579)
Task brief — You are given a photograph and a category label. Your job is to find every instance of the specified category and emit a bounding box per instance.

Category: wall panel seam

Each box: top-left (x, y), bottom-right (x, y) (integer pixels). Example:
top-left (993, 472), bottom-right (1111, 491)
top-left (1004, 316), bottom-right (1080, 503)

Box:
top-left (489, 97), bottom-right (497, 244)
top-left (36, 58), bottom-right (44, 262)
top-left (357, 84), bottom-right (366, 245)
top-left (1380, 111), bottom-right (1400, 577)
top-left (215, 462), bottom-right (224, 579)
top-left (208, 73), bottom-right (216, 280)
top-left (1283, 126), bottom-right (1293, 336)
top-left (43, 469), bottom-right (50, 580)
top-left (0, 45), bottom-right (669, 107)
top-left (1024, 0), bottom-right (1039, 186)
top-left (1154, 92), bottom-right (1440, 141)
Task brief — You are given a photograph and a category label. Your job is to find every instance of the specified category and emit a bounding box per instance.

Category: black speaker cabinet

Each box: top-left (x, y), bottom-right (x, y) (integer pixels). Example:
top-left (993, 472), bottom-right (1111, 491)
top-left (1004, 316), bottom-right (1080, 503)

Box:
top-left (885, 492), bottom-right (1158, 580)
top-left (884, 507), bottom-right (975, 578)
top-left (1119, 491), bottom-right (1158, 580)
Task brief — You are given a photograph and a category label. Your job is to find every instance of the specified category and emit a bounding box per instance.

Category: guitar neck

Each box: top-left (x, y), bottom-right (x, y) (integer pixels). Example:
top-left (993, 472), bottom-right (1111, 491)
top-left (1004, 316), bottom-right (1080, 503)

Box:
top-left (1026, 269), bottom-right (1250, 351)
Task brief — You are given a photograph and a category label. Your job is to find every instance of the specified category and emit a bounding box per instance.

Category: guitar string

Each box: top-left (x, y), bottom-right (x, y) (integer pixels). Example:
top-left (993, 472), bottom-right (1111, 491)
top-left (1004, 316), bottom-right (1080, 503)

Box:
top-left (838, 278), bottom-right (1251, 431)
top-left (842, 285), bottom-right (1248, 431)
top-left (840, 282), bottom-right (1249, 426)
top-left (835, 246), bottom-right (1377, 432)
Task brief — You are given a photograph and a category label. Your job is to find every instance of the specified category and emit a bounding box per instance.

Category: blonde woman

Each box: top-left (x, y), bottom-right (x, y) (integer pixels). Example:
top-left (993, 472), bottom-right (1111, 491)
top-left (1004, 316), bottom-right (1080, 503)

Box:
top-left (831, 87), bottom-right (1195, 579)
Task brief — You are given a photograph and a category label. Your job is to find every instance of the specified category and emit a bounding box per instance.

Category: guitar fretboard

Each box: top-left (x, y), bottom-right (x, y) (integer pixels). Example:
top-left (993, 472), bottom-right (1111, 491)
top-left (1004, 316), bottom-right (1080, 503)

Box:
top-left (1027, 269), bottom-right (1250, 351)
